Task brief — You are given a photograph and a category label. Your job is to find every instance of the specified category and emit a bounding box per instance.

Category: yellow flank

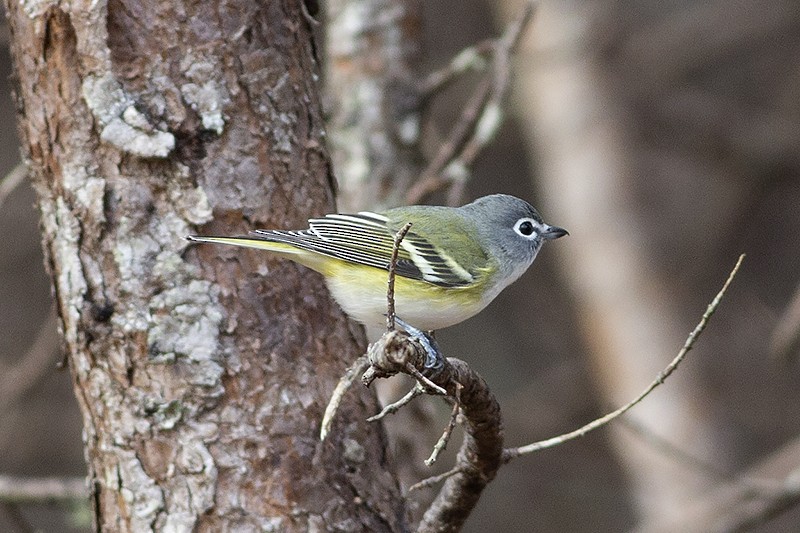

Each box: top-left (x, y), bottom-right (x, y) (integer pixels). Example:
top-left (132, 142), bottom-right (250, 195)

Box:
top-left (318, 258), bottom-right (489, 335)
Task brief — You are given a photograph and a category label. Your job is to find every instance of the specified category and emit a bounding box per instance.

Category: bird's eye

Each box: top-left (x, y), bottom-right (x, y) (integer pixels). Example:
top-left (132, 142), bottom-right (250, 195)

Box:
top-left (514, 219), bottom-right (536, 237)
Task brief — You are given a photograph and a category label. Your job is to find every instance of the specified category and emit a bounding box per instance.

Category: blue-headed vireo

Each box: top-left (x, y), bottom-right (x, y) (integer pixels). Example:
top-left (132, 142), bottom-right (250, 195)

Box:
top-left (187, 194), bottom-right (567, 340)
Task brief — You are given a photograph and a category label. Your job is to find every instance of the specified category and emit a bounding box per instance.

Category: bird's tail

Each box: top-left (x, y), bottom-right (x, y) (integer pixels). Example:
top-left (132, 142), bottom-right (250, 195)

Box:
top-left (186, 234), bottom-right (303, 255)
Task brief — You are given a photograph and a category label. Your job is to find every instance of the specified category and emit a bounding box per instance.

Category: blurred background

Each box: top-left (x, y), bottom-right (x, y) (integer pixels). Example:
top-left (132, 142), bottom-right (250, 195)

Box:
top-left (2, 0), bottom-right (799, 531)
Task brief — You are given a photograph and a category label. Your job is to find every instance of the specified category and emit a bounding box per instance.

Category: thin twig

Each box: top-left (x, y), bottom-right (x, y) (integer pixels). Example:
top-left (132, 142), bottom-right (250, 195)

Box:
top-left (0, 309), bottom-right (59, 412)
top-left (503, 254), bottom-right (745, 461)
top-left (407, 466), bottom-right (463, 494)
top-left (407, 71), bottom-right (493, 205)
top-left (320, 356), bottom-right (370, 441)
top-left (419, 40), bottom-right (495, 97)
top-left (0, 475), bottom-right (86, 503)
top-left (425, 381), bottom-right (462, 466)
top-left (404, 362), bottom-right (447, 396)
top-left (0, 163), bottom-right (26, 210)
top-left (367, 384), bottom-right (424, 422)
top-left (406, 2), bottom-right (536, 205)
top-left (441, 4), bottom-right (525, 207)
top-left (386, 222), bottom-right (413, 332)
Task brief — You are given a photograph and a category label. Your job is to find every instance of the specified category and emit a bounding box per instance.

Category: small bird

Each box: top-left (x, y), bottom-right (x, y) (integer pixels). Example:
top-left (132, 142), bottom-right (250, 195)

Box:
top-left (187, 194), bottom-right (567, 341)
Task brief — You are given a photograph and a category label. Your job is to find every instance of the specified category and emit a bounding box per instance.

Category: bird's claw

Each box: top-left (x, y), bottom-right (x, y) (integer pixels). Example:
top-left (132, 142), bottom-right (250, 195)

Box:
top-left (393, 317), bottom-right (445, 374)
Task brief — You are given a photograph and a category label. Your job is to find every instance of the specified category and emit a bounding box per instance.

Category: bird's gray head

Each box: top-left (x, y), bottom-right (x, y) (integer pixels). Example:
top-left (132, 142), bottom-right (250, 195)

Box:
top-left (460, 194), bottom-right (568, 275)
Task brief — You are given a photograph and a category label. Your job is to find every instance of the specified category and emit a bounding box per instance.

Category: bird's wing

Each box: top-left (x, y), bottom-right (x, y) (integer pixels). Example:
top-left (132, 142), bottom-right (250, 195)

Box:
top-left (251, 212), bottom-right (474, 287)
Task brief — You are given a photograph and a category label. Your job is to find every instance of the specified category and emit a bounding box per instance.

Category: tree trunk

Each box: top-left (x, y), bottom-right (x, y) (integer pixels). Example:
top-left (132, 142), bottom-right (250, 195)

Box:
top-left (4, 0), bottom-right (405, 530)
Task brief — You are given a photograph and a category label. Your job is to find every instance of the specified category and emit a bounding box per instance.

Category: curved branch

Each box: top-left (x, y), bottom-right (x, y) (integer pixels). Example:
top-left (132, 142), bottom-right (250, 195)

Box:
top-left (416, 358), bottom-right (503, 533)
top-left (365, 331), bottom-right (503, 533)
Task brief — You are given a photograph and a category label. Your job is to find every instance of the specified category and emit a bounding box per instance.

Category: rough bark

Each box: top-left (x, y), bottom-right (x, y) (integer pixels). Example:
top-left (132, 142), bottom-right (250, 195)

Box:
top-left (5, 0), bottom-right (405, 530)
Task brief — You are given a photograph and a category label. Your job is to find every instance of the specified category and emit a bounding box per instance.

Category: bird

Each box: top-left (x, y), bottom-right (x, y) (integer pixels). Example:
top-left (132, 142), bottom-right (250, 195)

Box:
top-left (187, 194), bottom-right (567, 342)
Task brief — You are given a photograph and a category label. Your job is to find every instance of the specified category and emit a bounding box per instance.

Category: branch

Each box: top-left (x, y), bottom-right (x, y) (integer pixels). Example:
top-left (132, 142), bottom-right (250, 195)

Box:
top-left (770, 282), bottom-right (800, 363)
top-left (0, 475), bottom-right (86, 503)
top-left (0, 163), bottom-right (26, 210)
top-left (365, 331), bottom-right (503, 533)
top-left (647, 435), bottom-right (800, 532)
top-left (503, 254), bottom-right (745, 461)
top-left (406, 2), bottom-right (536, 205)
top-left (0, 309), bottom-right (60, 412)
top-left (425, 382), bottom-right (461, 466)
top-left (319, 355), bottom-right (370, 441)
top-left (386, 222), bottom-right (413, 331)
top-left (415, 358), bottom-right (501, 533)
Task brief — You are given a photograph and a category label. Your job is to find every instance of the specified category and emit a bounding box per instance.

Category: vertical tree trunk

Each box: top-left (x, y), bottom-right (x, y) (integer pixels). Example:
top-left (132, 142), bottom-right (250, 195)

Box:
top-left (5, 0), bottom-right (405, 530)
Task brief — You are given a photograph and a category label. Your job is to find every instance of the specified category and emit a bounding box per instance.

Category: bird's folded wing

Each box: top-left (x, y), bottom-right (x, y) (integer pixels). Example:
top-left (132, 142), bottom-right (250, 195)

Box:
top-left (251, 212), bottom-right (474, 287)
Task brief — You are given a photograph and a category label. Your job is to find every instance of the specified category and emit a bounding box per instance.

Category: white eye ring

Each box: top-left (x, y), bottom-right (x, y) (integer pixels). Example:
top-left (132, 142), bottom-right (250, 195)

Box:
top-left (514, 218), bottom-right (538, 238)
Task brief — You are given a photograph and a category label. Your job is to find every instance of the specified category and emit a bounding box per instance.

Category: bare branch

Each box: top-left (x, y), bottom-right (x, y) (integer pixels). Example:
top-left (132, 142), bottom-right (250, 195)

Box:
top-left (407, 466), bottom-right (463, 494)
top-left (425, 381), bottom-right (462, 466)
top-left (364, 329), bottom-right (503, 533)
top-left (387, 222), bottom-right (413, 332)
top-left (405, 362), bottom-right (448, 395)
top-left (367, 384), bottom-right (425, 422)
top-left (415, 358), bottom-right (502, 533)
top-left (419, 40), bottom-right (494, 96)
top-left (0, 309), bottom-right (60, 412)
top-left (406, 2), bottom-right (536, 205)
top-left (770, 282), bottom-right (800, 363)
top-left (0, 163), bottom-right (26, 210)
top-left (503, 254), bottom-right (745, 461)
top-left (320, 356), bottom-right (370, 441)
top-left (0, 475), bottom-right (86, 503)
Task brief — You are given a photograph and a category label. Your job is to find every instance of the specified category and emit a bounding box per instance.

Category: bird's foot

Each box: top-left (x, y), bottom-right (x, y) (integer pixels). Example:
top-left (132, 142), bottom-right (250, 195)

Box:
top-left (393, 317), bottom-right (445, 375)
